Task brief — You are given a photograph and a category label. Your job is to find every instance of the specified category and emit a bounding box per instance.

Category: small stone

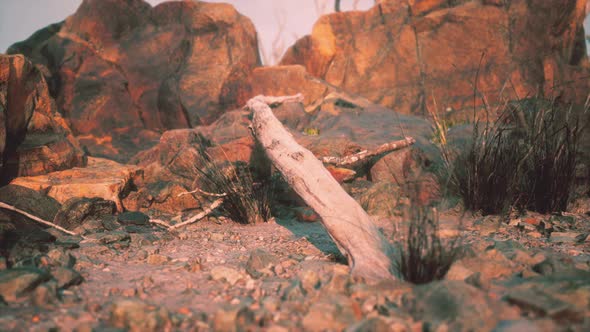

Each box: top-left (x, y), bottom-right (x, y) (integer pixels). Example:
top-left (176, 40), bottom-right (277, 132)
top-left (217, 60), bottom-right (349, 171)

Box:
top-left (532, 257), bottom-right (570, 275)
top-left (302, 302), bottom-right (344, 332)
top-left (210, 266), bottom-right (244, 285)
top-left (281, 280), bottom-right (306, 301)
top-left (528, 231), bottom-right (543, 238)
top-left (505, 287), bottom-right (577, 318)
top-left (508, 219), bottom-right (520, 227)
top-left (32, 280), bottom-right (59, 307)
top-left (493, 319), bottom-right (542, 332)
top-left (522, 217), bottom-right (541, 226)
top-left (109, 299), bottom-right (171, 332)
top-left (92, 231), bottom-right (131, 245)
top-left (51, 267), bottom-right (84, 289)
top-left (266, 325), bottom-right (289, 332)
top-left (146, 254), bottom-right (170, 265)
top-left (261, 296), bottom-right (281, 312)
top-left (118, 211), bottom-right (150, 226)
top-left (101, 215), bottom-right (122, 231)
top-left (445, 261), bottom-right (474, 281)
top-left (0, 267), bottom-right (51, 302)
top-left (135, 250), bottom-right (149, 260)
top-left (322, 270), bottom-right (351, 294)
top-left (299, 270), bottom-right (320, 293)
top-left (361, 296), bottom-right (378, 314)
top-left (184, 258), bottom-right (202, 273)
top-left (549, 215), bottom-right (575, 227)
top-left (245, 249), bottom-right (278, 279)
top-left (54, 197), bottom-right (117, 230)
top-left (54, 236), bottom-right (82, 249)
top-left (46, 248), bottom-right (76, 268)
top-left (210, 233), bottom-right (224, 242)
top-left (212, 305), bottom-right (242, 332)
top-left (347, 317), bottom-right (392, 332)
top-left (404, 280), bottom-right (511, 331)
top-left (235, 306), bottom-right (256, 328)
top-left (550, 232), bottom-right (582, 243)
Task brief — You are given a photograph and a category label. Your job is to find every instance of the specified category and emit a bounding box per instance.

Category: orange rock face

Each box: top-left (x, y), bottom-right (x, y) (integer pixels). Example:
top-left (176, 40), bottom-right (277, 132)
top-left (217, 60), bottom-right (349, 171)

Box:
top-left (0, 54), bottom-right (86, 184)
top-left (8, 0), bottom-right (260, 161)
top-left (10, 157), bottom-right (142, 212)
top-left (281, 0), bottom-right (590, 117)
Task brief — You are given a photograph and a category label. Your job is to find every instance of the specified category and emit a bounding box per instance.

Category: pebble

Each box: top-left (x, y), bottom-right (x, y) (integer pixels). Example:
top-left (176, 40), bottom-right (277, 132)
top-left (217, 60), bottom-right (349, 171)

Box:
top-left (210, 266), bottom-right (244, 286)
top-left (0, 267), bottom-right (51, 302)
top-left (146, 254), bottom-right (170, 265)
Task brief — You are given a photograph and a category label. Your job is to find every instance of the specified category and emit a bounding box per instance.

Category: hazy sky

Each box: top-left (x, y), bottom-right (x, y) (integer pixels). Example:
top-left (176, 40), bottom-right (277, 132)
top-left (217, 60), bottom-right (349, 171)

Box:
top-left (0, 0), bottom-right (589, 63)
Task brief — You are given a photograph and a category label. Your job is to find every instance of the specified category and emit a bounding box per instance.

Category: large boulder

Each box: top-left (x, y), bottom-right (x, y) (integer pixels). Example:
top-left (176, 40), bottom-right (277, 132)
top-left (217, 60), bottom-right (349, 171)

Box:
top-left (0, 55), bottom-right (86, 184)
top-left (8, 0), bottom-right (260, 162)
top-left (280, 0), bottom-right (590, 117)
top-left (127, 119), bottom-right (257, 214)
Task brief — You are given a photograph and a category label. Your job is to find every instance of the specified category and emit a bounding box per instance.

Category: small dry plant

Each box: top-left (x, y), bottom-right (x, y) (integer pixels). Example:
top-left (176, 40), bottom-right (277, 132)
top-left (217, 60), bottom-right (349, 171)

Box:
top-left (395, 205), bottom-right (462, 284)
top-left (432, 96), bottom-right (586, 215)
top-left (194, 141), bottom-right (274, 224)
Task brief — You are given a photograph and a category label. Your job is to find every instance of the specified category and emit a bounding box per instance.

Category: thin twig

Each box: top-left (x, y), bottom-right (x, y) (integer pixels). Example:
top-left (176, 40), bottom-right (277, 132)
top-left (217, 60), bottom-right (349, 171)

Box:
top-left (149, 218), bottom-right (173, 229)
top-left (321, 137), bottom-right (416, 168)
top-left (168, 198), bottom-right (224, 230)
top-left (0, 201), bottom-right (83, 238)
top-left (178, 187), bottom-right (227, 198)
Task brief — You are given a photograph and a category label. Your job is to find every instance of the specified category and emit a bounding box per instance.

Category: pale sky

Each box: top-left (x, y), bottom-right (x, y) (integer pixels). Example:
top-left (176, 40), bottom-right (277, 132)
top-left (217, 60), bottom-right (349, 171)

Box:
top-left (0, 0), bottom-right (588, 63)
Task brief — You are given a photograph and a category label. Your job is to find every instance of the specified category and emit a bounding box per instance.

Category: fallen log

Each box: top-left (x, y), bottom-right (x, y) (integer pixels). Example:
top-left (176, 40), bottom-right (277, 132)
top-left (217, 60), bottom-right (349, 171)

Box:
top-left (247, 94), bottom-right (397, 282)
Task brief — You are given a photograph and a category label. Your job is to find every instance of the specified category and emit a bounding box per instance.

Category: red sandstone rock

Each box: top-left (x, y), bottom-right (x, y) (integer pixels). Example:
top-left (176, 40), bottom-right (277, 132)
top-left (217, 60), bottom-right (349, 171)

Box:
top-left (10, 157), bottom-right (141, 212)
top-left (0, 54), bottom-right (86, 184)
top-left (281, 0), bottom-right (590, 117)
top-left (8, 0), bottom-right (260, 161)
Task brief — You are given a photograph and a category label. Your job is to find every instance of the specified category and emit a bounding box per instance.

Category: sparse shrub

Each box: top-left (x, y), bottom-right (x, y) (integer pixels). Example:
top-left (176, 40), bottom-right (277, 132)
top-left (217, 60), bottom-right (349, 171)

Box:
top-left (435, 97), bottom-right (586, 215)
top-left (194, 140), bottom-right (274, 224)
top-left (395, 205), bottom-right (462, 284)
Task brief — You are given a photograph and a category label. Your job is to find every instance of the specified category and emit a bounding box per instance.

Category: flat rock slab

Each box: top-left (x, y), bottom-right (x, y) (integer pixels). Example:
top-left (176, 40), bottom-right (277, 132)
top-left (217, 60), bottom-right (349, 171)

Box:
top-left (0, 267), bottom-right (51, 302)
top-left (10, 157), bottom-right (142, 212)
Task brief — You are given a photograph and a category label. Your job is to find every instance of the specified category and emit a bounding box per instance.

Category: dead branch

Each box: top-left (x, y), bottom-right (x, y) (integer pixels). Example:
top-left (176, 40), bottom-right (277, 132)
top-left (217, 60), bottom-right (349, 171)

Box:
top-left (150, 198), bottom-right (223, 231)
top-left (151, 198), bottom-right (224, 230)
top-left (247, 94), bottom-right (397, 282)
top-left (149, 218), bottom-right (173, 229)
top-left (178, 188), bottom-right (227, 198)
top-left (0, 201), bottom-right (83, 238)
top-left (321, 137), bottom-right (415, 168)
top-left (169, 198), bottom-right (224, 230)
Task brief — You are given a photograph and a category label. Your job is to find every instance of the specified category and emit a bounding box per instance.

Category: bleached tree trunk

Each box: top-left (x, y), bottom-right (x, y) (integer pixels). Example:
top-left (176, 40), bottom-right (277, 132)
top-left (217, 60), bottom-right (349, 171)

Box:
top-left (247, 94), bottom-right (397, 282)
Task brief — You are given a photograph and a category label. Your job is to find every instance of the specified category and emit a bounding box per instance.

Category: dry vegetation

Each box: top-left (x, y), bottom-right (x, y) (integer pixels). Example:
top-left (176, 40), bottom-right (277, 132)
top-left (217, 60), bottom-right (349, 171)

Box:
top-left (435, 96), bottom-right (587, 215)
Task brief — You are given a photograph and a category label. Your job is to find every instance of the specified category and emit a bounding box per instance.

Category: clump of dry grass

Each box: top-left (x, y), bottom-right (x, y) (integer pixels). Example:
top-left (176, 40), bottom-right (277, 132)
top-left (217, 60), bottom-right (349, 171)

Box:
top-left (395, 206), bottom-right (462, 284)
top-left (194, 141), bottom-right (274, 224)
top-left (433, 96), bottom-right (586, 215)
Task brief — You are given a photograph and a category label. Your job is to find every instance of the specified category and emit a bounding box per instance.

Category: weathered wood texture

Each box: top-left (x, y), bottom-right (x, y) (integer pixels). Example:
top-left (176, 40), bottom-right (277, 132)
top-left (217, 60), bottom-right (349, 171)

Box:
top-left (248, 94), bottom-right (397, 281)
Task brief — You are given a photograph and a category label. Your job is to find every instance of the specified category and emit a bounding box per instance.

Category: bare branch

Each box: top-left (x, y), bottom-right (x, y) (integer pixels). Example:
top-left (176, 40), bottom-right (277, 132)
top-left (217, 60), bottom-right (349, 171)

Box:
top-left (178, 187), bottom-right (227, 198)
top-left (0, 201), bottom-right (83, 238)
top-left (149, 218), bottom-right (173, 229)
top-left (321, 137), bottom-right (416, 168)
top-left (168, 198), bottom-right (224, 230)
